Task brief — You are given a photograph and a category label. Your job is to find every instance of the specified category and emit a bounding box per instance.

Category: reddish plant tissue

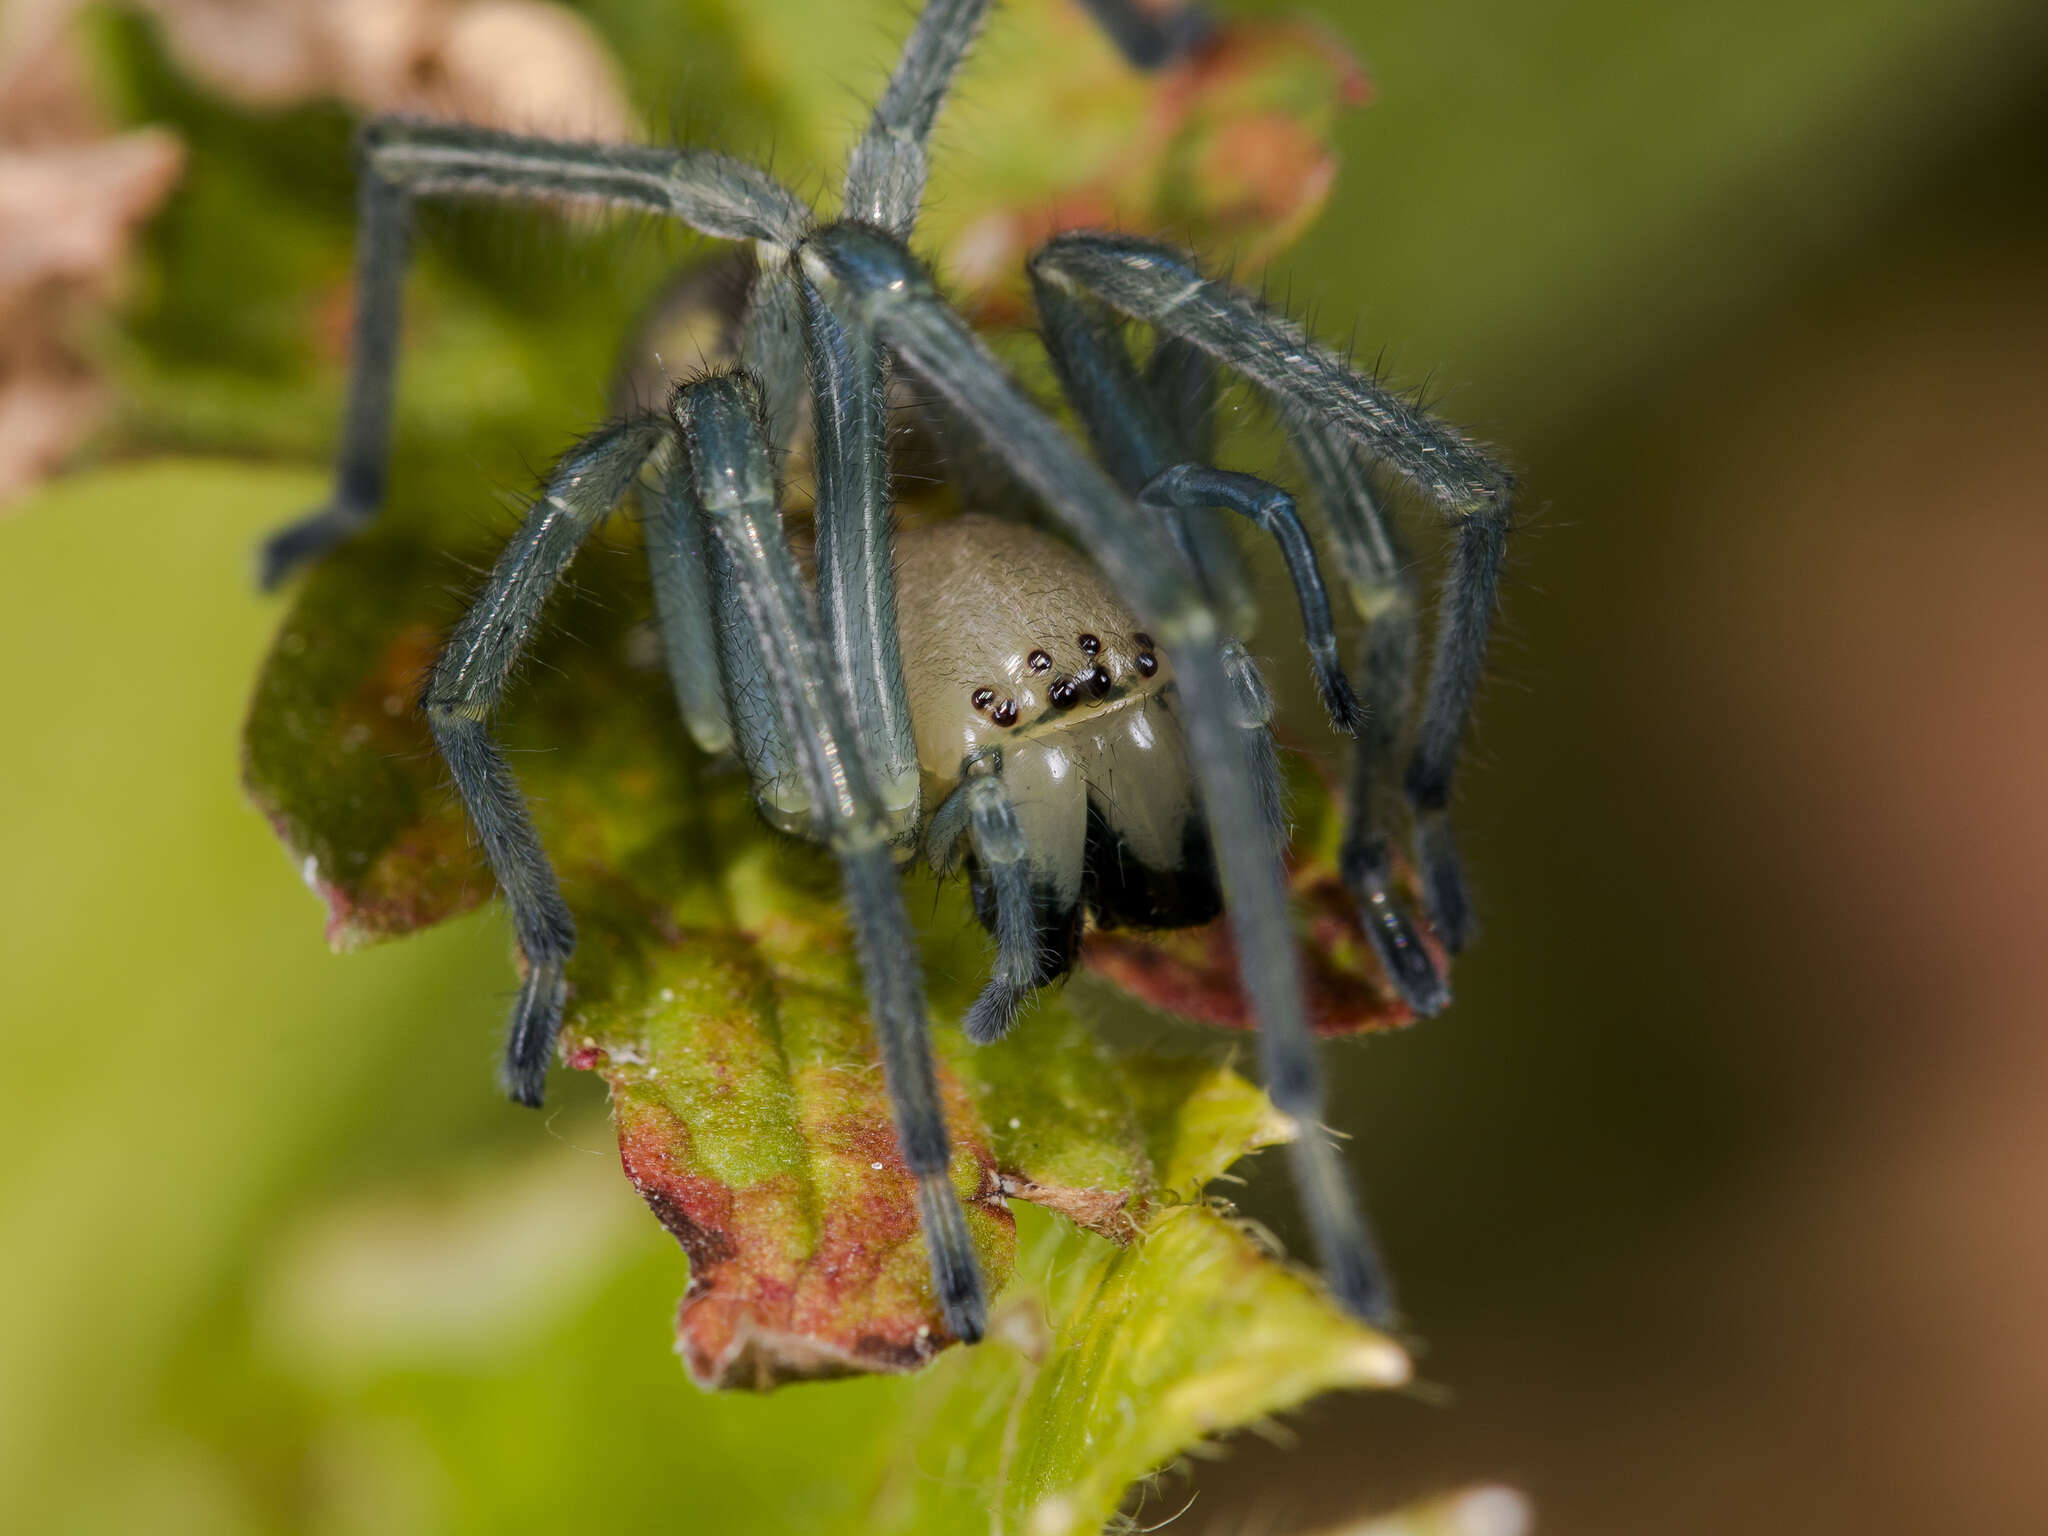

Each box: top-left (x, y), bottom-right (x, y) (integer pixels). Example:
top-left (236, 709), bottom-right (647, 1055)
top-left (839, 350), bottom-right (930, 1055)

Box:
top-left (612, 1093), bottom-right (1011, 1388)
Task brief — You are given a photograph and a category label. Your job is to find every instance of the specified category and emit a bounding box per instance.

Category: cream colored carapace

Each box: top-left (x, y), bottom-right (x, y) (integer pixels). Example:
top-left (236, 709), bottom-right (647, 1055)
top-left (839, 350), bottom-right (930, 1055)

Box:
top-left (895, 514), bottom-right (1216, 946)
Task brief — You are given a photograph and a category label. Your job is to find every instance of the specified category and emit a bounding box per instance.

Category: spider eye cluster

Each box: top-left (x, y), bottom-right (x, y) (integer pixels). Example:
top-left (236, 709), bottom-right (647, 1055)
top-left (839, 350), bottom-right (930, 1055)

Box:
top-left (964, 628), bottom-right (1161, 729)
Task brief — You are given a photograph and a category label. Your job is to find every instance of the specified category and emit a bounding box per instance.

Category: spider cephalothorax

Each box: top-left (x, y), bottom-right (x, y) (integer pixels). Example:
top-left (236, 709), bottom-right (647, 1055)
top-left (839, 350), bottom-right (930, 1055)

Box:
top-left (898, 514), bottom-right (1217, 1036)
top-left (259, 0), bottom-right (1516, 1347)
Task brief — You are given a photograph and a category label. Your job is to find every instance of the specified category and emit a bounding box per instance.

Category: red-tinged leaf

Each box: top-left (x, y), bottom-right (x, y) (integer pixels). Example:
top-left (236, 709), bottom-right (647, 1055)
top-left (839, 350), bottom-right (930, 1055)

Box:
top-left (1084, 752), bottom-right (1449, 1036)
top-left (919, 3), bottom-right (1371, 321)
top-left (575, 923), bottom-right (1014, 1387)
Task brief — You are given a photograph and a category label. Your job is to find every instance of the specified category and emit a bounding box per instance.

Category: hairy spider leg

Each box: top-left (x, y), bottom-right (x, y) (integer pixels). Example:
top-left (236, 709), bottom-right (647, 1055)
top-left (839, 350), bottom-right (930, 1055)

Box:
top-left (420, 416), bottom-right (668, 1105)
top-left (1031, 276), bottom-right (1363, 735)
top-left (801, 273), bottom-right (920, 835)
top-left (256, 120), bottom-right (811, 590)
top-left (1288, 420), bottom-right (1449, 1015)
top-left (1028, 232), bottom-right (1516, 952)
top-left (801, 220), bottom-right (1394, 1325)
top-left (670, 372), bottom-right (986, 1343)
top-left (1139, 336), bottom-right (1256, 630)
top-left (843, 0), bottom-right (991, 237)
top-left (653, 452), bottom-right (816, 827)
top-left (798, 0), bottom-right (1006, 840)
top-left (646, 445), bottom-right (734, 758)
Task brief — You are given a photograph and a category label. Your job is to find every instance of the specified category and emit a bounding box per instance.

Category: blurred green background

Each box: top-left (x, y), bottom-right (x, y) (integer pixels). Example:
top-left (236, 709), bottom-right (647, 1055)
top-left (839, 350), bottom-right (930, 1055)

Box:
top-left (5, 0), bottom-right (2047, 1531)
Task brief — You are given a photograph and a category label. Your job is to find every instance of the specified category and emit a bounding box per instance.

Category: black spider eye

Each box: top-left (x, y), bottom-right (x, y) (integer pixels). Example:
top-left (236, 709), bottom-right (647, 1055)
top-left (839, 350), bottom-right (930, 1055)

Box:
top-left (971, 687), bottom-right (995, 710)
top-left (1027, 649), bottom-right (1052, 673)
top-left (991, 697), bottom-right (1019, 727)
top-left (1077, 633), bottom-right (1100, 656)
top-left (1083, 665), bottom-right (1112, 698)
top-left (1132, 632), bottom-right (1154, 651)
top-left (1135, 651), bottom-right (1158, 677)
top-left (1048, 676), bottom-right (1080, 708)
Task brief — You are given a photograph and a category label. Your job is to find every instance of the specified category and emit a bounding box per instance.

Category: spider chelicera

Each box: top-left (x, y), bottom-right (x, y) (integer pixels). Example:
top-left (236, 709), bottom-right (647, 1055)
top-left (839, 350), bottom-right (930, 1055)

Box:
top-left (258, 0), bottom-right (1516, 1346)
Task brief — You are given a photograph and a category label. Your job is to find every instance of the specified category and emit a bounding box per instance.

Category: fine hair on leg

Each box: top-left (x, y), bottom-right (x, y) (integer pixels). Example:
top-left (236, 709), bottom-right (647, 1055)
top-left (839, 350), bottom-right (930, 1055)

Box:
top-left (671, 370), bottom-right (986, 1343)
top-left (843, 0), bottom-right (994, 236)
top-left (800, 274), bottom-right (920, 832)
top-left (421, 416), bottom-right (668, 1105)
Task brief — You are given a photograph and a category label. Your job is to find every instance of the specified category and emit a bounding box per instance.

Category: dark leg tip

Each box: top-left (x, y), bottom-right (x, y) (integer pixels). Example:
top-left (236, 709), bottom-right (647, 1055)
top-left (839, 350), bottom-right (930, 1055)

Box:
top-left (1341, 839), bottom-right (1451, 1016)
top-left (941, 1279), bottom-right (988, 1346)
top-left (502, 1063), bottom-right (548, 1109)
top-left (499, 964), bottom-right (566, 1109)
top-left (256, 504), bottom-right (369, 590)
top-left (915, 1173), bottom-right (989, 1344)
top-left (964, 979), bottom-right (1025, 1044)
top-left (1318, 663), bottom-right (1366, 738)
top-left (1415, 814), bottom-right (1472, 953)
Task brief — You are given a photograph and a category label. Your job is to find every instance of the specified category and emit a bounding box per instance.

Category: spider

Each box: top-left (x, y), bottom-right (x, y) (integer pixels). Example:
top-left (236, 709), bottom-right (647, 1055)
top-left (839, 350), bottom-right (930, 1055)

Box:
top-left (256, 0), bottom-right (1515, 1347)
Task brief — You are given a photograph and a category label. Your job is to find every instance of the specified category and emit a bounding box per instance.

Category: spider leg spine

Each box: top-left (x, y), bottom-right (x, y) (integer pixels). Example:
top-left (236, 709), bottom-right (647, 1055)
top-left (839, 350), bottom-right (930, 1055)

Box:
top-left (843, 0), bottom-right (994, 236)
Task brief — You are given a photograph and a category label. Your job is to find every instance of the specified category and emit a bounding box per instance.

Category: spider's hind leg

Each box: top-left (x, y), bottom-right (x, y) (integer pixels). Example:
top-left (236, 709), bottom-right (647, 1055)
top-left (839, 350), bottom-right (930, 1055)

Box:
top-left (1290, 420), bottom-right (1449, 1015)
top-left (1029, 268), bottom-right (1361, 734)
top-left (1031, 231), bottom-right (1514, 959)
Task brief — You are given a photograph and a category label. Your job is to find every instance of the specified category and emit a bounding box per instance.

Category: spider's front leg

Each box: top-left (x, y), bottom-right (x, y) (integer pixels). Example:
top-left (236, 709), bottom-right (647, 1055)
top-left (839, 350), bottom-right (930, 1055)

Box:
top-left (258, 119), bottom-right (810, 588)
top-left (420, 416), bottom-right (667, 1105)
top-left (668, 370), bottom-right (986, 1343)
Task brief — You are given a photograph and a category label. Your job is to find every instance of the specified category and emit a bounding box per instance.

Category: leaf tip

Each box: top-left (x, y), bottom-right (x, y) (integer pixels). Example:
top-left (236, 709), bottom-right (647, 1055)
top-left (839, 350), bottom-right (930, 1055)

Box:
top-left (1337, 1333), bottom-right (1414, 1390)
